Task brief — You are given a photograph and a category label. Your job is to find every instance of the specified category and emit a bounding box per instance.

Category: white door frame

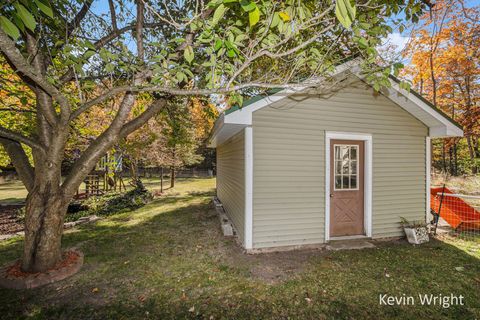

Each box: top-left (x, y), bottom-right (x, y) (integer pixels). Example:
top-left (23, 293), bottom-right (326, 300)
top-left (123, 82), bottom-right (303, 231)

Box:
top-left (325, 132), bottom-right (373, 241)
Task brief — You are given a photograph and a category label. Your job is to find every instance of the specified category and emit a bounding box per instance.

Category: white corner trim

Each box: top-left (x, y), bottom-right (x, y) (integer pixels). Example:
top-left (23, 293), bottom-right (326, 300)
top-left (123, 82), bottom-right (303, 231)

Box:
top-left (325, 132), bottom-right (373, 242)
top-left (244, 126), bottom-right (253, 249)
top-left (426, 137), bottom-right (432, 223)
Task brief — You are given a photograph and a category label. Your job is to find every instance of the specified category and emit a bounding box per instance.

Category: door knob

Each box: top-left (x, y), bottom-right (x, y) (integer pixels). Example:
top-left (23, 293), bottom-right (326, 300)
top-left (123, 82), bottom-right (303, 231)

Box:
top-left (330, 194), bottom-right (334, 198)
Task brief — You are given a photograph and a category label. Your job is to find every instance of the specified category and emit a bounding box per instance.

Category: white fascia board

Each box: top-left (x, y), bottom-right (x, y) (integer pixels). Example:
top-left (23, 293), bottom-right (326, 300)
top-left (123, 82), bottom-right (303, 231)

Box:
top-left (208, 59), bottom-right (363, 147)
top-left (209, 58), bottom-right (462, 146)
top-left (388, 79), bottom-right (463, 138)
top-left (224, 87), bottom-right (307, 125)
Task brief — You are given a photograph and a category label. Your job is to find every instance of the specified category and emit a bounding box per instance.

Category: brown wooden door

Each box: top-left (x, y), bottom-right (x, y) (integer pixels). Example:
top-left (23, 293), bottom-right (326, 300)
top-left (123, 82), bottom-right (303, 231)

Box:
top-left (330, 140), bottom-right (365, 237)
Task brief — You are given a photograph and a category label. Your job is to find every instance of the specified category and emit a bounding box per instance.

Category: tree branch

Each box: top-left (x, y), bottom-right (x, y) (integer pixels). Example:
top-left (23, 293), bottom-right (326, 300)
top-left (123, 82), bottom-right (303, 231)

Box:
top-left (136, 0), bottom-right (145, 62)
top-left (62, 93), bottom-right (137, 195)
top-left (108, 0), bottom-right (118, 31)
top-left (0, 29), bottom-right (70, 114)
top-left (66, 0), bottom-right (94, 39)
top-left (25, 33), bottom-right (60, 127)
top-left (0, 125), bottom-right (43, 151)
top-left (227, 23), bottom-right (335, 87)
top-left (0, 108), bottom-right (36, 113)
top-left (58, 22), bottom-right (163, 85)
top-left (71, 81), bottom-right (316, 120)
top-left (119, 99), bottom-right (167, 138)
top-left (0, 138), bottom-right (34, 192)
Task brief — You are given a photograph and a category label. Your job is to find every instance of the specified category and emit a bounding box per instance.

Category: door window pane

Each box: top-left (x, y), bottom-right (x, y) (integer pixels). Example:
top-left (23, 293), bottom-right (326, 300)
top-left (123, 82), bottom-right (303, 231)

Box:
top-left (350, 175), bottom-right (357, 189)
top-left (335, 176), bottom-right (342, 189)
top-left (333, 145), bottom-right (359, 190)
top-left (335, 161), bottom-right (342, 174)
top-left (342, 160), bottom-right (349, 174)
top-left (351, 160), bottom-right (357, 174)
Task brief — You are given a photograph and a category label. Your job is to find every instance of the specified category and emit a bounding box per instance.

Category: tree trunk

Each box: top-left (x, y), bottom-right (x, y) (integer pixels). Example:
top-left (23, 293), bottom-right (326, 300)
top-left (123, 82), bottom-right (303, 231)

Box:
top-left (170, 166), bottom-right (175, 188)
top-left (453, 142), bottom-right (458, 176)
top-left (466, 136), bottom-right (477, 174)
top-left (130, 160), bottom-right (139, 183)
top-left (442, 140), bottom-right (447, 173)
top-left (160, 167), bottom-right (164, 193)
top-left (22, 187), bottom-right (69, 272)
top-left (448, 146), bottom-right (453, 176)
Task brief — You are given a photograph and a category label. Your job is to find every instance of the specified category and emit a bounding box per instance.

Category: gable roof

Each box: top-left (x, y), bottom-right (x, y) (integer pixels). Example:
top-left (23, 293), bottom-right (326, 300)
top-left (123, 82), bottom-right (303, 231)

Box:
top-left (209, 60), bottom-right (463, 147)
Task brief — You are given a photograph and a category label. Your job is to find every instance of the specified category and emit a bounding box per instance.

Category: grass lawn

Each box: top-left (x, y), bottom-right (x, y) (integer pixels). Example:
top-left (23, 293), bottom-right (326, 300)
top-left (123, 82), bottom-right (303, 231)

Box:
top-left (0, 181), bottom-right (28, 204)
top-left (0, 178), bottom-right (479, 319)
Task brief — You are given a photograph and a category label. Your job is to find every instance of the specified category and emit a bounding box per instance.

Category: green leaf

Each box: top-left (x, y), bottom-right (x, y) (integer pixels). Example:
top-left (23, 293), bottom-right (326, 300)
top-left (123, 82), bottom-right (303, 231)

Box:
top-left (357, 37), bottom-right (368, 48)
top-left (84, 50), bottom-right (95, 59)
top-left (227, 49), bottom-right (236, 58)
top-left (105, 63), bottom-right (115, 72)
top-left (214, 39), bottom-right (223, 51)
top-left (270, 12), bottom-right (280, 28)
top-left (176, 71), bottom-right (186, 83)
top-left (249, 6), bottom-right (260, 27)
top-left (335, 0), bottom-right (355, 29)
top-left (345, 0), bottom-right (356, 21)
top-left (14, 3), bottom-right (37, 32)
top-left (240, 0), bottom-right (256, 12)
top-left (184, 45), bottom-right (194, 64)
top-left (211, 4), bottom-right (226, 27)
top-left (12, 13), bottom-right (25, 32)
top-left (34, 0), bottom-right (53, 18)
top-left (0, 16), bottom-right (20, 40)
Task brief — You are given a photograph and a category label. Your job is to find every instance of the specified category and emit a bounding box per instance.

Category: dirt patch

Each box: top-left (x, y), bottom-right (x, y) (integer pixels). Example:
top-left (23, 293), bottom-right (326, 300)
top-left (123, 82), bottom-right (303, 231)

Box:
top-left (0, 205), bottom-right (24, 235)
top-left (245, 249), bottom-right (324, 283)
top-left (214, 234), bottom-right (326, 284)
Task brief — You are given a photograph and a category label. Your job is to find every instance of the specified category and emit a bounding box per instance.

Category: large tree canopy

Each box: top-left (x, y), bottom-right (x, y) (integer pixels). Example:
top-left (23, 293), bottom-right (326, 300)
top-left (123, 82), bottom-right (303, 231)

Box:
top-left (0, 0), bottom-right (428, 273)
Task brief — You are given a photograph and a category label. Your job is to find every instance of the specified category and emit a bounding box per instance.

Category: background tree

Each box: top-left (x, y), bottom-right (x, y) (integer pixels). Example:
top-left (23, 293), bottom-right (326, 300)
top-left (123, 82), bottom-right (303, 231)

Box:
top-left (0, 57), bottom-right (35, 171)
top-left (0, 0), bottom-right (427, 272)
top-left (123, 97), bottom-right (217, 188)
top-left (403, 0), bottom-right (479, 175)
top-left (156, 97), bottom-right (216, 188)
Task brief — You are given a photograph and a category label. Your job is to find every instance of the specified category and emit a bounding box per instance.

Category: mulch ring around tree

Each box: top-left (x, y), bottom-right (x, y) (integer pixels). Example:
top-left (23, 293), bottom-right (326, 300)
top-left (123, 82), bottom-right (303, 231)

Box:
top-left (0, 205), bottom-right (24, 236)
top-left (0, 249), bottom-right (84, 290)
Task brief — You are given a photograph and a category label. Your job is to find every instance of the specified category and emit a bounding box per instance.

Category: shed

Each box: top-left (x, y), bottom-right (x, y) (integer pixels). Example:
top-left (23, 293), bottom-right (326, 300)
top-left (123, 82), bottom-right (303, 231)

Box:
top-left (209, 61), bottom-right (463, 251)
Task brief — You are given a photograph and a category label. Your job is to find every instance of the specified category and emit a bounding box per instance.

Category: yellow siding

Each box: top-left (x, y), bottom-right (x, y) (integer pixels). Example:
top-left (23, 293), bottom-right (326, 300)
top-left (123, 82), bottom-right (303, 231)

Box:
top-left (252, 80), bottom-right (428, 248)
top-left (216, 130), bottom-right (245, 242)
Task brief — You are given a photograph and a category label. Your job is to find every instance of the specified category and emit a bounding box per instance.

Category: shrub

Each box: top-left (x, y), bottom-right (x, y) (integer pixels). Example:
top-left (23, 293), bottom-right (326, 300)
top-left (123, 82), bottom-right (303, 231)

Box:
top-left (65, 181), bottom-right (153, 222)
top-left (15, 181), bottom-right (153, 223)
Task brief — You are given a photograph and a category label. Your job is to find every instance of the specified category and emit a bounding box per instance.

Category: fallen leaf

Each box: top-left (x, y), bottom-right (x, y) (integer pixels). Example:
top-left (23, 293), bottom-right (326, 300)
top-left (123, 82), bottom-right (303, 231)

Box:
top-left (189, 306), bottom-right (195, 312)
top-left (305, 297), bottom-right (312, 303)
top-left (92, 287), bottom-right (99, 293)
top-left (455, 266), bottom-right (465, 272)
